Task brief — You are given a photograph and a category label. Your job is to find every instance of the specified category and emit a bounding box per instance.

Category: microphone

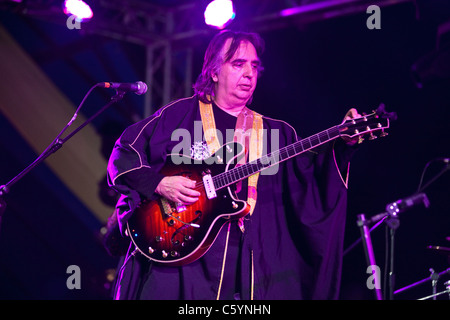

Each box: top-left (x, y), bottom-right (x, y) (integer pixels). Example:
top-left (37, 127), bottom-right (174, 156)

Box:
top-left (101, 81), bottom-right (148, 95)
top-left (368, 192), bottom-right (430, 225)
top-left (386, 192), bottom-right (430, 216)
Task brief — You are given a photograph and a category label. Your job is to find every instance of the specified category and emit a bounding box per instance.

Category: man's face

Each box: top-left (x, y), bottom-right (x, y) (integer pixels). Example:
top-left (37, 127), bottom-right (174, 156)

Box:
top-left (213, 39), bottom-right (261, 106)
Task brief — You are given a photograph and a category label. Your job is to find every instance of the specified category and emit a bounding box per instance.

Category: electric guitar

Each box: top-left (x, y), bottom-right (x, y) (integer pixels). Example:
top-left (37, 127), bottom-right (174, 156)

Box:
top-left (126, 105), bottom-right (396, 266)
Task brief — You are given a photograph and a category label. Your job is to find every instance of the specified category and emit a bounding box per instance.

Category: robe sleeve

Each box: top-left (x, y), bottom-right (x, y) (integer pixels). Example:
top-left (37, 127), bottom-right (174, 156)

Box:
top-left (107, 115), bottom-right (166, 199)
top-left (106, 97), bottom-right (198, 234)
top-left (106, 115), bottom-right (165, 234)
top-left (283, 127), bottom-right (357, 299)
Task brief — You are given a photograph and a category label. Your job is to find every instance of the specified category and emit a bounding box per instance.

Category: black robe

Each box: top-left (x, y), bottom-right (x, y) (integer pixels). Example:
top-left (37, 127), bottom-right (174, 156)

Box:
top-left (107, 95), bottom-right (354, 300)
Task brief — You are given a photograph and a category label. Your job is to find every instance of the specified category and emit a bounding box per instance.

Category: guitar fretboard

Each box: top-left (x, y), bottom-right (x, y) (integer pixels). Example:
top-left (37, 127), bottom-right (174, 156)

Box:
top-left (213, 125), bottom-right (341, 190)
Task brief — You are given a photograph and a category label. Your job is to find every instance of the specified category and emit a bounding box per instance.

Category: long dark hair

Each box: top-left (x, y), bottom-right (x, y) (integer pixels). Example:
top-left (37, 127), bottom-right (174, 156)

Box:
top-left (193, 30), bottom-right (265, 104)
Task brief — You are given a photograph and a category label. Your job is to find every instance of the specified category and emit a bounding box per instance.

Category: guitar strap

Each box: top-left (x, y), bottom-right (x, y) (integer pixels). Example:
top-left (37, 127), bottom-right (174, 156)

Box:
top-left (199, 100), bottom-right (263, 231)
top-left (199, 99), bottom-right (262, 300)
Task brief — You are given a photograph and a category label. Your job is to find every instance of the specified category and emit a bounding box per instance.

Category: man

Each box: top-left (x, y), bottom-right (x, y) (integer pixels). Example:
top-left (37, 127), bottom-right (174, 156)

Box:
top-left (107, 30), bottom-right (359, 300)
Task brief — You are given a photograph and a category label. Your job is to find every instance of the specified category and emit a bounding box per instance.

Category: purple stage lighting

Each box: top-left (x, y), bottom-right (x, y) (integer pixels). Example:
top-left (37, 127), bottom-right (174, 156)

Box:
top-left (63, 0), bottom-right (93, 21)
top-left (204, 0), bottom-right (235, 29)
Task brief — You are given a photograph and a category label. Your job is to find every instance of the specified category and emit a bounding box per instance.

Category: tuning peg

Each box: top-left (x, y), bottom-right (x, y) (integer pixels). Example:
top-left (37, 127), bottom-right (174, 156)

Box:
top-left (365, 126), bottom-right (377, 140)
top-left (369, 133), bottom-right (377, 140)
top-left (358, 136), bottom-right (365, 144)
top-left (380, 129), bottom-right (388, 137)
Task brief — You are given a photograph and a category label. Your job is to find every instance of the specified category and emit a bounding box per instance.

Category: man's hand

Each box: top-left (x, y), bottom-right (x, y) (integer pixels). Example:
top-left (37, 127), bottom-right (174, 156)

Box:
top-left (342, 108), bottom-right (363, 146)
top-left (343, 108), bottom-right (362, 122)
top-left (155, 176), bottom-right (200, 205)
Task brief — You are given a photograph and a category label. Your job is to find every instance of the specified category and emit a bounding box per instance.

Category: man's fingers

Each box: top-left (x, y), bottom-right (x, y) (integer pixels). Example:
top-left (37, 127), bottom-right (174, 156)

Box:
top-left (344, 108), bottom-right (362, 121)
top-left (182, 186), bottom-right (201, 197)
top-left (178, 194), bottom-right (199, 204)
top-left (178, 182), bottom-right (200, 204)
top-left (156, 176), bottom-right (200, 204)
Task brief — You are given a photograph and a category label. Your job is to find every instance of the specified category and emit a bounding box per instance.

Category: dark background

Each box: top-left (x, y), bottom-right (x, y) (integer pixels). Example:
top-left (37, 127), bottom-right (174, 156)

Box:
top-left (0, 0), bottom-right (449, 300)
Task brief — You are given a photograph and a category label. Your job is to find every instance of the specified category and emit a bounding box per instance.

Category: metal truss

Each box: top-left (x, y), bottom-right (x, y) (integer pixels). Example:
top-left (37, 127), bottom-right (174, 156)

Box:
top-left (1, 0), bottom-right (413, 115)
top-left (83, 0), bottom-right (412, 115)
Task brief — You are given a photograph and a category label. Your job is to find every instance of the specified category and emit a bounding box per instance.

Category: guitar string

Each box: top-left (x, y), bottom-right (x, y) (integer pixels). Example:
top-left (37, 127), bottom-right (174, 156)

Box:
top-left (212, 128), bottom-right (337, 188)
top-left (191, 121), bottom-right (383, 192)
top-left (192, 128), bottom-right (339, 191)
top-left (212, 127), bottom-right (340, 186)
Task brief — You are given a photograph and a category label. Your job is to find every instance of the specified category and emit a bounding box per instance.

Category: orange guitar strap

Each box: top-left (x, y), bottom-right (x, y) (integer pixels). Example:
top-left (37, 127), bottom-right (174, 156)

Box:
top-left (199, 99), bottom-right (262, 300)
top-left (198, 100), bottom-right (221, 154)
top-left (199, 100), bottom-right (263, 228)
top-left (234, 107), bottom-right (263, 223)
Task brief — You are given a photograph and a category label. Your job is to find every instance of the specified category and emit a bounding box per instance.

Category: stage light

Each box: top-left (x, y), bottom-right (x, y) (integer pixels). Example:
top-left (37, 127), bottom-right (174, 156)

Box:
top-left (204, 0), bottom-right (235, 29)
top-left (63, 0), bottom-right (93, 21)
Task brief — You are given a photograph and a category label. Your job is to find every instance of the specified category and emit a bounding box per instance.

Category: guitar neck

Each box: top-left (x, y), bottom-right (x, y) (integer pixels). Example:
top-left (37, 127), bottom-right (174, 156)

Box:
top-left (213, 125), bottom-right (341, 190)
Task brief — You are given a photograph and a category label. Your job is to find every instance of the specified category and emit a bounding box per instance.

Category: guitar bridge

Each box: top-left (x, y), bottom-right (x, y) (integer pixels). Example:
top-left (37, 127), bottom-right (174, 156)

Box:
top-left (160, 197), bottom-right (173, 216)
top-left (202, 173), bottom-right (217, 199)
top-left (160, 197), bottom-right (186, 215)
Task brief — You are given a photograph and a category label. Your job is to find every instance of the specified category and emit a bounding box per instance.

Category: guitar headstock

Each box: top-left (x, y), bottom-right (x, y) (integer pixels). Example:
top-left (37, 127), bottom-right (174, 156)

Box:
top-left (338, 104), bottom-right (397, 143)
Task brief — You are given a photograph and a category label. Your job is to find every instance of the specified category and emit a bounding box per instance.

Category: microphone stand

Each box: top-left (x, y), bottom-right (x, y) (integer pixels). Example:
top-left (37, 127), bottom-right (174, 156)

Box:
top-left (384, 211), bottom-right (400, 300)
top-left (394, 267), bottom-right (450, 297)
top-left (0, 87), bottom-right (127, 231)
top-left (418, 280), bottom-right (450, 300)
top-left (346, 158), bottom-right (448, 300)
top-left (357, 213), bottom-right (384, 300)
top-left (355, 193), bottom-right (430, 300)
top-left (356, 211), bottom-right (399, 300)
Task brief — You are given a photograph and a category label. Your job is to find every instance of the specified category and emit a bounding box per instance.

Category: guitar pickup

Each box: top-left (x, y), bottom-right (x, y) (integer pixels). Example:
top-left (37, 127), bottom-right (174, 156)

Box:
top-left (202, 174), bottom-right (217, 199)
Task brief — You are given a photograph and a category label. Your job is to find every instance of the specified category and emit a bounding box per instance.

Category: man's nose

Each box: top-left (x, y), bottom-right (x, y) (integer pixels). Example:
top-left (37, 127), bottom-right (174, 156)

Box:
top-left (243, 63), bottom-right (255, 78)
